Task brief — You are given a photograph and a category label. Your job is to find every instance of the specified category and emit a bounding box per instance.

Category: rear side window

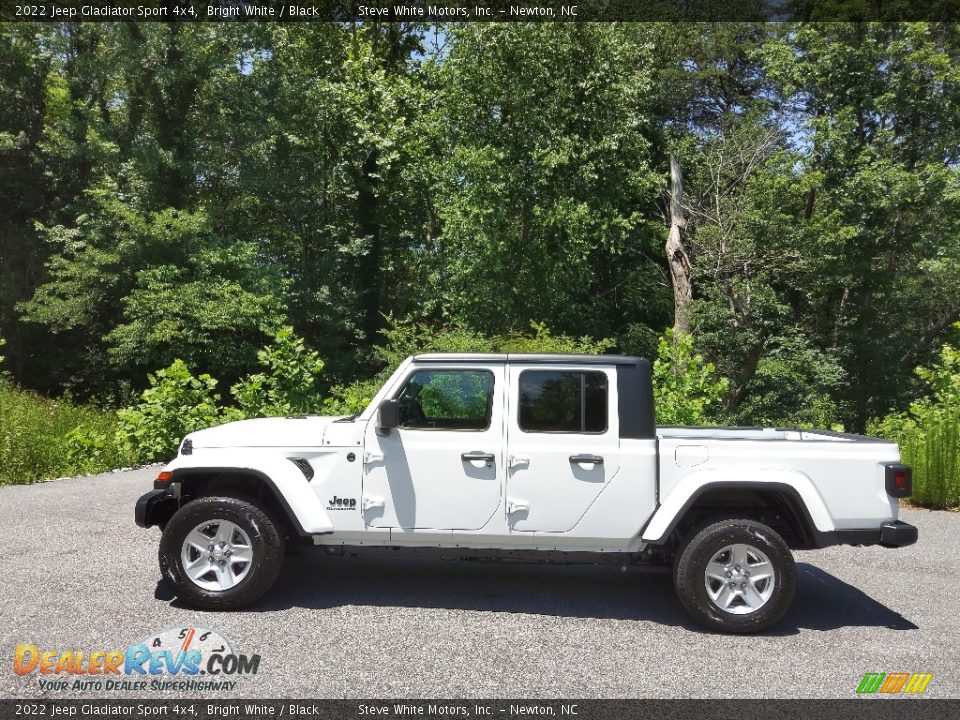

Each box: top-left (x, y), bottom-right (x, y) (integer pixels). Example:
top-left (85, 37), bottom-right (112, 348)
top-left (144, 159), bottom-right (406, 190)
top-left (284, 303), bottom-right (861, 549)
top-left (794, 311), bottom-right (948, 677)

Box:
top-left (518, 370), bottom-right (608, 433)
top-left (395, 369), bottom-right (494, 431)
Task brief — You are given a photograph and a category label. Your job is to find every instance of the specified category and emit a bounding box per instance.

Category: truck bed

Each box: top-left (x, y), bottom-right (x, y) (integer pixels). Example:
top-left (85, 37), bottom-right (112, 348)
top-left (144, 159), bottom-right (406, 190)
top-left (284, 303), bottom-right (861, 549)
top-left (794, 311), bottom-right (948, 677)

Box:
top-left (654, 426), bottom-right (900, 532)
top-left (657, 426), bottom-right (893, 443)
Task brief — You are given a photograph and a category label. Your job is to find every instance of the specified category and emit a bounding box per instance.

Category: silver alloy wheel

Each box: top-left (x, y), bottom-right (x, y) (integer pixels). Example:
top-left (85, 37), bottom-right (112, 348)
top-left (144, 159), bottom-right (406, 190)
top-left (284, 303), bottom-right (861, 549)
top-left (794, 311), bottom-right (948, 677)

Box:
top-left (704, 543), bottom-right (775, 615)
top-left (180, 519), bottom-right (254, 591)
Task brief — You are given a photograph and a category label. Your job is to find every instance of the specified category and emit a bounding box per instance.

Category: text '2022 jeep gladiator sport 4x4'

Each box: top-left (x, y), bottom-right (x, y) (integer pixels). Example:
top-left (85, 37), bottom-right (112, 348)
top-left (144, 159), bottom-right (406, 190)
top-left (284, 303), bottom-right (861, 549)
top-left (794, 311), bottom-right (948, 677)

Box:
top-left (136, 353), bottom-right (918, 633)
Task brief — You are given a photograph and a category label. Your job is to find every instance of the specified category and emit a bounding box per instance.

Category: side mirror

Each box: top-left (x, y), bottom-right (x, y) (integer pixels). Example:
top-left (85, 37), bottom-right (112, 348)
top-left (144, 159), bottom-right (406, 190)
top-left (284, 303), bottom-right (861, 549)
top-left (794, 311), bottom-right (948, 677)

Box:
top-left (378, 399), bottom-right (400, 434)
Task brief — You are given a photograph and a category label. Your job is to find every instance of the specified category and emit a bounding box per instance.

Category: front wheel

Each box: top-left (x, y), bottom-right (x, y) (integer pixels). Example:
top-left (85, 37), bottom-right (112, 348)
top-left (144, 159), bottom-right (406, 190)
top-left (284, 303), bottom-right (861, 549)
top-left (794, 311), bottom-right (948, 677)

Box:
top-left (674, 518), bottom-right (796, 633)
top-left (159, 496), bottom-right (285, 610)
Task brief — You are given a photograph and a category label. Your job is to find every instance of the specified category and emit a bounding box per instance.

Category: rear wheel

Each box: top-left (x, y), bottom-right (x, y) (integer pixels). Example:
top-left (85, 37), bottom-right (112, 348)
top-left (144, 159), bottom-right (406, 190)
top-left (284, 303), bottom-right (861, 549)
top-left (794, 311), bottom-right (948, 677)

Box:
top-left (159, 496), bottom-right (285, 610)
top-left (674, 518), bottom-right (795, 633)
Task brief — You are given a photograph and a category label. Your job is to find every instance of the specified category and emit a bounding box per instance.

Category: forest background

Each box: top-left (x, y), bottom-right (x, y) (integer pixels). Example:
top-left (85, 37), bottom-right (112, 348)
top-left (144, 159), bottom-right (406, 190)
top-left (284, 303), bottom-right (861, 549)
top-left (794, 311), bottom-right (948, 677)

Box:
top-left (0, 22), bottom-right (957, 507)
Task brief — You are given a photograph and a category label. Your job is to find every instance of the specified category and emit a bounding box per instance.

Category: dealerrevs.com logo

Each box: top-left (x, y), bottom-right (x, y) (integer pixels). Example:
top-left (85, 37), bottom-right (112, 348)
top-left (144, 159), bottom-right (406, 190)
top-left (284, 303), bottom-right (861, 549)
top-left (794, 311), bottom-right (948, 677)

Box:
top-left (857, 673), bottom-right (933, 695)
top-left (13, 626), bottom-right (259, 692)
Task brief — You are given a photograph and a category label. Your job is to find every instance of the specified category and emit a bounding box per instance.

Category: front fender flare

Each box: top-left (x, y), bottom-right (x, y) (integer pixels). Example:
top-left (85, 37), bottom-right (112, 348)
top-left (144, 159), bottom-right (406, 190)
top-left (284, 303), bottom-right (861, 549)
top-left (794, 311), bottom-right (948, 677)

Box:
top-left (641, 468), bottom-right (834, 545)
top-left (164, 451), bottom-right (334, 535)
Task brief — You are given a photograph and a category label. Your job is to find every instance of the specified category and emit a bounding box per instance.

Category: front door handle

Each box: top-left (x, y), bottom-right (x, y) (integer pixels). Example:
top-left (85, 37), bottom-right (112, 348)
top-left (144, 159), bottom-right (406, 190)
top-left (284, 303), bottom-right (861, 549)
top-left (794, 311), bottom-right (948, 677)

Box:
top-left (462, 451), bottom-right (495, 462)
top-left (569, 454), bottom-right (604, 465)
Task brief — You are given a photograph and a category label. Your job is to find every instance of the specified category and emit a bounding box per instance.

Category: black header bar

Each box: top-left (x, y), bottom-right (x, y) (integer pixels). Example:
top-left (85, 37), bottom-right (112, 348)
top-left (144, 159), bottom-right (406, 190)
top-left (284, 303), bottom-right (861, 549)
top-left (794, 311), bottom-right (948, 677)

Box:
top-left (1, 0), bottom-right (959, 22)
top-left (0, 700), bottom-right (959, 720)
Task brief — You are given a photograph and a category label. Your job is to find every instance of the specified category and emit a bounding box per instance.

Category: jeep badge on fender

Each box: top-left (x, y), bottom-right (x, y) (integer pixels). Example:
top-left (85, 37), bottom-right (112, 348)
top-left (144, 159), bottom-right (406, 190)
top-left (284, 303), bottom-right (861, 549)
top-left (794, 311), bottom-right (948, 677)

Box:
top-left (328, 496), bottom-right (357, 510)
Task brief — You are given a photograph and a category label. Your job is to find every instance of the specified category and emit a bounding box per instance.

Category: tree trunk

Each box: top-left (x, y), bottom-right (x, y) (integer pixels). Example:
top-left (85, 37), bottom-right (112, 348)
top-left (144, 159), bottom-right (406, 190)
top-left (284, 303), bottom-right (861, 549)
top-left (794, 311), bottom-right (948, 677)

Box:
top-left (665, 154), bottom-right (693, 335)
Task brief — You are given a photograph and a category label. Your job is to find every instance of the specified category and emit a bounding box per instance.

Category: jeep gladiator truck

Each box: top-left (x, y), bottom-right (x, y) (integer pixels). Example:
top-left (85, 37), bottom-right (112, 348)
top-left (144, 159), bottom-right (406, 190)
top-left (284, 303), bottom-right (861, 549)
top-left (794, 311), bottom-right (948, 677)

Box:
top-left (136, 353), bottom-right (917, 632)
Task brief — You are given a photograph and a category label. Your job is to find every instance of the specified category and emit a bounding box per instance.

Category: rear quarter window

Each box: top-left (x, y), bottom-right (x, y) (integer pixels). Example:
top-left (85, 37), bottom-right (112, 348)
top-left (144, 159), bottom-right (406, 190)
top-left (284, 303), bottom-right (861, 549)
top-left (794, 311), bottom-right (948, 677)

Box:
top-left (518, 370), bottom-right (608, 433)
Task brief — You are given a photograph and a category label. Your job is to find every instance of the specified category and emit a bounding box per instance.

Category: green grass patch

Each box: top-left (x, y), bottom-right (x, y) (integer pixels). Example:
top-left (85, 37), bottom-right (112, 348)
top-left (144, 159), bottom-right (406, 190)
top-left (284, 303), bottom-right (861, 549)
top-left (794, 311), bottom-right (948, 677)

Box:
top-left (0, 381), bottom-right (132, 485)
top-left (894, 411), bottom-right (960, 510)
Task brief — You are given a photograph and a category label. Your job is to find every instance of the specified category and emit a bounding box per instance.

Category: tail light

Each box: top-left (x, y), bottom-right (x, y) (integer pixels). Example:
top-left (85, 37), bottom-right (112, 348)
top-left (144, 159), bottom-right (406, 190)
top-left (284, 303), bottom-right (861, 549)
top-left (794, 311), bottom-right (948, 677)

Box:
top-left (884, 463), bottom-right (912, 498)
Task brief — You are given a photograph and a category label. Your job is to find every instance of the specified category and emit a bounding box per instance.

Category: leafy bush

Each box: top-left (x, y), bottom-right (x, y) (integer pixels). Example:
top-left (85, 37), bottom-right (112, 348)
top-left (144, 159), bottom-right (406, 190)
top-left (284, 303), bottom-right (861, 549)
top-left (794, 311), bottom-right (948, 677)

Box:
top-left (230, 327), bottom-right (325, 417)
top-left (64, 423), bottom-right (132, 476)
top-left (117, 328), bottom-right (327, 461)
top-left (0, 382), bottom-right (132, 485)
top-left (325, 317), bottom-right (617, 416)
top-left (324, 379), bottom-right (382, 416)
top-left (868, 332), bottom-right (960, 509)
top-left (727, 335), bottom-right (847, 429)
top-left (373, 316), bottom-right (614, 369)
top-left (117, 360), bottom-right (224, 463)
top-left (653, 329), bottom-right (729, 426)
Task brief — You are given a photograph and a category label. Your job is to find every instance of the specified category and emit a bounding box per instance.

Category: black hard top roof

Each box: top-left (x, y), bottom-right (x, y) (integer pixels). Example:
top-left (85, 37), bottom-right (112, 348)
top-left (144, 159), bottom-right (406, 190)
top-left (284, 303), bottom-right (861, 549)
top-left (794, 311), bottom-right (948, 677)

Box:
top-left (412, 353), bottom-right (647, 365)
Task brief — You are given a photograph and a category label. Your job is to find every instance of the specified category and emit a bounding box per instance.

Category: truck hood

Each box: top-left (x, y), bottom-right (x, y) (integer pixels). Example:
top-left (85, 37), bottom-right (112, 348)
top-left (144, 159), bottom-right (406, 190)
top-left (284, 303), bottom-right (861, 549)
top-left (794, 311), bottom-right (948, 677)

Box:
top-left (184, 416), bottom-right (342, 449)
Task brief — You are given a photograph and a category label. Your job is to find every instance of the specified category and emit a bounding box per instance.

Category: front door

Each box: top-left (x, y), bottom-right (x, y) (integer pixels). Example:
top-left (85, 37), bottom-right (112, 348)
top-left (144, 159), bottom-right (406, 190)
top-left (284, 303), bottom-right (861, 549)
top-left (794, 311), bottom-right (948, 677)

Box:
top-left (505, 364), bottom-right (621, 532)
top-left (362, 365), bottom-right (504, 531)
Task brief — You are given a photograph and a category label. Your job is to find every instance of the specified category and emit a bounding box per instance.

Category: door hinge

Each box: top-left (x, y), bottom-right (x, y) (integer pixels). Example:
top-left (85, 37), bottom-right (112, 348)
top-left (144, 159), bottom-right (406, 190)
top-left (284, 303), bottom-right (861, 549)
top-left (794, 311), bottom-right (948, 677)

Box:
top-left (508, 455), bottom-right (530, 469)
top-left (361, 495), bottom-right (385, 511)
top-left (507, 498), bottom-right (529, 515)
top-left (363, 451), bottom-right (384, 464)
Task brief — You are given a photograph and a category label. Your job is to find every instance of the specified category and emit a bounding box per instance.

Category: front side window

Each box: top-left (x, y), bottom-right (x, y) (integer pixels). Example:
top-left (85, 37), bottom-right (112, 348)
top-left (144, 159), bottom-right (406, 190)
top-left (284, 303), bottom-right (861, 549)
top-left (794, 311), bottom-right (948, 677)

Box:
top-left (518, 370), bottom-right (608, 433)
top-left (395, 369), bottom-right (494, 431)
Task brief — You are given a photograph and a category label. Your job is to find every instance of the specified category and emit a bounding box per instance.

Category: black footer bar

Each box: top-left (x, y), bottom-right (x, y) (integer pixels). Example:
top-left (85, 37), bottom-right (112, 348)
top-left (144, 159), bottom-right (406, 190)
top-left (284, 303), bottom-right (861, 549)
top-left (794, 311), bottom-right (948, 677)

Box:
top-left (2, 699), bottom-right (959, 720)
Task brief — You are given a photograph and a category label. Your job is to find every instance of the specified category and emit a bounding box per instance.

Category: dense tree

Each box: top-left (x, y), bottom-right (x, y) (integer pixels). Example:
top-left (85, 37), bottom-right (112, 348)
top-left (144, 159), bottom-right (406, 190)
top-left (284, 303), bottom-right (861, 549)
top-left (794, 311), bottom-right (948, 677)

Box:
top-left (414, 24), bottom-right (669, 350)
top-left (1, 21), bottom-right (958, 431)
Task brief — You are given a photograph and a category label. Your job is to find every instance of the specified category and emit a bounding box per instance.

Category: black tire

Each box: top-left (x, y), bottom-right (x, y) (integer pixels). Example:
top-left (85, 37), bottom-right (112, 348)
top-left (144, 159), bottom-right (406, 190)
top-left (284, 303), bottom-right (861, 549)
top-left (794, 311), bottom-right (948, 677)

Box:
top-left (674, 518), bottom-right (795, 633)
top-left (159, 496), bottom-right (285, 610)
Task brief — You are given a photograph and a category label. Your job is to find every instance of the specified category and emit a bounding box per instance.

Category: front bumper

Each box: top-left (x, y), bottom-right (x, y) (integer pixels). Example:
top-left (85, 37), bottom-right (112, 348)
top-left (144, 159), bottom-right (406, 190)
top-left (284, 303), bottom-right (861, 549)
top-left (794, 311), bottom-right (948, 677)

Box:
top-left (135, 489), bottom-right (179, 529)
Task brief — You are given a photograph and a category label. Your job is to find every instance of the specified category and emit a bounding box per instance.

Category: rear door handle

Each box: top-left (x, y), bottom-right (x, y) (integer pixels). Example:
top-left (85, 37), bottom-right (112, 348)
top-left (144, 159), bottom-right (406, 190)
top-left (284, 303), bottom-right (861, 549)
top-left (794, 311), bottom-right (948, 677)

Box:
top-left (462, 451), bottom-right (495, 462)
top-left (569, 454), bottom-right (603, 465)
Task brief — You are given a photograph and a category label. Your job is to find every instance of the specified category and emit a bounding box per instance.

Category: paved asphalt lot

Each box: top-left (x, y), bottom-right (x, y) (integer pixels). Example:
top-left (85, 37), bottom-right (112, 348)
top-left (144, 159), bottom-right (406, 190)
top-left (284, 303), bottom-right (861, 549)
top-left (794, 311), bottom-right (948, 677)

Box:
top-left (0, 467), bottom-right (957, 699)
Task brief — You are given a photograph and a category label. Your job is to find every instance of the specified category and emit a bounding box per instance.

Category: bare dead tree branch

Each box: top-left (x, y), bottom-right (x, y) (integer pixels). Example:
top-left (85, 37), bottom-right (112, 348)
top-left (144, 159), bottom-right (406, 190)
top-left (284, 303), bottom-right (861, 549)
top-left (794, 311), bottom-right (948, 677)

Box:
top-left (665, 154), bottom-right (693, 336)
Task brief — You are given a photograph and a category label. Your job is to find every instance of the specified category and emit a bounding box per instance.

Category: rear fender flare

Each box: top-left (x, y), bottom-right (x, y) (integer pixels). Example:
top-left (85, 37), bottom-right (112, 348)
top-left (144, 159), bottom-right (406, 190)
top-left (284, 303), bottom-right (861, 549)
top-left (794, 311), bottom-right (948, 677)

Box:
top-left (641, 468), bottom-right (833, 544)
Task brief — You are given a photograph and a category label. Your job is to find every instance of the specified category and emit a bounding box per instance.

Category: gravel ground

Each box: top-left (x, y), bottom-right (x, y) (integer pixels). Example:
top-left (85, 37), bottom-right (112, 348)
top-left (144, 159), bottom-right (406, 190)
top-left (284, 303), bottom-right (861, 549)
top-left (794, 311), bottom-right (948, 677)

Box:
top-left (0, 467), bottom-right (956, 699)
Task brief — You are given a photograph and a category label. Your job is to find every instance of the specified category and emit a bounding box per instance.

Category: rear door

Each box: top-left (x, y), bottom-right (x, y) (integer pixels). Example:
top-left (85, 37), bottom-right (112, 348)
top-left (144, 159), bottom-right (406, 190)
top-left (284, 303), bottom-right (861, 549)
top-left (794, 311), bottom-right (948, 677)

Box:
top-left (505, 364), bottom-right (621, 532)
top-left (361, 364), bottom-right (505, 531)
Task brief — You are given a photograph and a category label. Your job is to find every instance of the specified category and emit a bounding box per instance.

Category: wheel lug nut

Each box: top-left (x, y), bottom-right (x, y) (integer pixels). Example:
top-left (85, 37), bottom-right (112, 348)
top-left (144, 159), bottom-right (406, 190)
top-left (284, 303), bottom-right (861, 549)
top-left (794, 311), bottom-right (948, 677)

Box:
top-left (208, 545), bottom-right (213, 551)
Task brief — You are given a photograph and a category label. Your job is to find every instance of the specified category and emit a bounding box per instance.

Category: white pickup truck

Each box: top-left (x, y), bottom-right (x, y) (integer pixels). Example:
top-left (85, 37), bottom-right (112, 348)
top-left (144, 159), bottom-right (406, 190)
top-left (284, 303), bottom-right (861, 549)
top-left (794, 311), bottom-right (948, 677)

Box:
top-left (136, 353), bottom-right (917, 632)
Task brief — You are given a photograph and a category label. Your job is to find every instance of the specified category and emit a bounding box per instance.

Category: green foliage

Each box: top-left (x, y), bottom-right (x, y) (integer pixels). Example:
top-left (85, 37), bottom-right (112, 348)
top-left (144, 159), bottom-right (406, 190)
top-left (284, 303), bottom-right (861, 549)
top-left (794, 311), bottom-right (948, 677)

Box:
top-left (22, 204), bottom-right (287, 389)
top-left (915, 341), bottom-right (960, 408)
top-left (116, 328), bottom-right (329, 461)
top-left (868, 331), bottom-right (960, 509)
top-left (725, 334), bottom-right (848, 429)
top-left (653, 330), bottom-right (729, 426)
top-left (325, 319), bottom-right (614, 417)
top-left (374, 317), bottom-right (614, 369)
top-left (63, 423), bottom-right (131, 477)
top-left (117, 360), bottom-right (224, 464)
top-left (424, 24), bottom-right (665, 340)
top-left (230, 327), bottom-right (326, 417)
top-left (0, 382), bottom-right (132, 485)
top-left (2, 22), bottom-right (960, 445)
top-left (323, 379), bottom-right (383, 417)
